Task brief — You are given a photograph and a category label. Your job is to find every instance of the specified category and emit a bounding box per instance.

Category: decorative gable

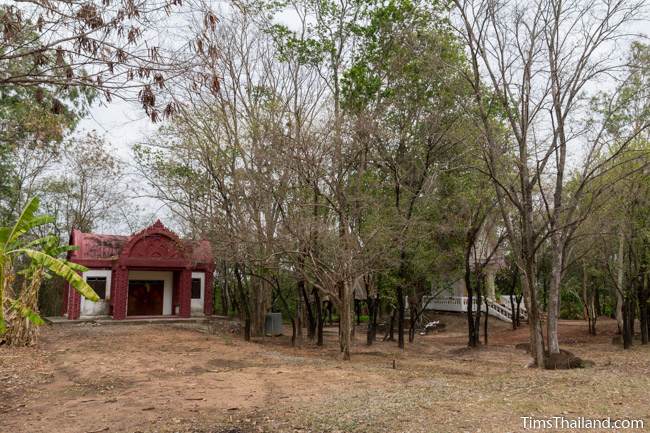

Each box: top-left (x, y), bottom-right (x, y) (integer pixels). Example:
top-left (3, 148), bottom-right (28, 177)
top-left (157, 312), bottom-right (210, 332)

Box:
top-left (129, 234), bottom-right (183, 259)
top-left (120, 219), bottom-right (188, 261)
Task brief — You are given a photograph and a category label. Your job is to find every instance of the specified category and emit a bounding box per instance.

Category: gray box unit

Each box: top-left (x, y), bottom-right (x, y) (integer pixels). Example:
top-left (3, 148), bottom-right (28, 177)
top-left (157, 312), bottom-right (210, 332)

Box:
top-left (265, 312), bottom-right (283, 336)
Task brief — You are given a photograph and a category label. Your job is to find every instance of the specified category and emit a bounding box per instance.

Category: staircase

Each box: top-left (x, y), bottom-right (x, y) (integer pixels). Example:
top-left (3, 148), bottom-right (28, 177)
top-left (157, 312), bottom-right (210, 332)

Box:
top-left (485, 298), bottom-right (517, 322)
top-left (421, 296), bottom-right (528, 323)
top-left (499, 297), bottom-right (528, 321)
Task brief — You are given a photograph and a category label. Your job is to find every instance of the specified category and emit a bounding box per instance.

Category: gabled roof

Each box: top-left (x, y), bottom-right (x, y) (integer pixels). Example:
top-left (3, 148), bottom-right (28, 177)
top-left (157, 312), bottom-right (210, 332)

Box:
top-left (68, 220), bottom-right (213, 266)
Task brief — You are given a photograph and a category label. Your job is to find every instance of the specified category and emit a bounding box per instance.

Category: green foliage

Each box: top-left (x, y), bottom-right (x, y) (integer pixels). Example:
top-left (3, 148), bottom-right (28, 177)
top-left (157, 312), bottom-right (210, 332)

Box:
top-left (342, 0), bottom-right (459, 111)
top-left (0, 197), bottom-right (99, 339)
top-left (591, 42), bottom-right (650, 139)
top-left (9, 298), bottom-right (45, 326)
top-left (337, 0), bottom-right (479, 296)
top-left (563, 43), bottom-right (650, 323)
top-left (559, 289), bottom-right (584, 320)
top-left (495, 260), bottom-right (521, 298)
top-left (2, 197), bottom-right (54, 248)
top-left (22, 249), bottom-right (99, 302)
top-left (267, 24), bottom-right (325, 65)
top-left (0, 5), bottom-right (95, 223)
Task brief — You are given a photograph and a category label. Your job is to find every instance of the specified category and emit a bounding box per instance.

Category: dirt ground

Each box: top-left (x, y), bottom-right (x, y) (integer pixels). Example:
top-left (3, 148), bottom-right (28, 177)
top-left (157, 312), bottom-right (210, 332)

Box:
top-left (1, 314), bottom-right (649, 433)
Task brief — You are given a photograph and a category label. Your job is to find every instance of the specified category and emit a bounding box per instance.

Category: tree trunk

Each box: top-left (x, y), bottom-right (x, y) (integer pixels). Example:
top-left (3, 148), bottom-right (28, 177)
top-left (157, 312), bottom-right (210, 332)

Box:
top-left (638, 250), bottom-right (649, 345)
top-left (616, 228), bottom-right (625, 333)
top-left (547, 235), bottom-right (563, 354)
top-left (397, 284), bottom-right (405, 349)
top-left (518, 194), bottom-right (546, 365)
top-left (326, 300), bottom-right (333, 326)
top-left (622, 297), bottom-right (633, 349)
top-left (366, 297), bottom-right (374, 345)
top-left (640, 270), bottom-right (649, 345)
top-left (587, 284), bottom-right (597, 336)
top-left (521, 258), bottom-right (545, 367)
top-left (638, 299), bottom-right (647, 344)
top-left (595, 283), bottom-right (602, 317)
top-left (355, 299), bottom-right (361, 325)
top-left (474, 279), bottom-right (482, 347)
top-left (582, 263), bottom-right (595, 335)
top-left (395, 247), bottom-right (410, 349)
top-left (509, 291), bottom-right (517, 330)
top-left (366, 295), bottom-right (378, 345)
top-left (296, 286), bottom-right (303, 341)
top-left (644, 305), bottom-right (650, 345)
top-left (464, 228), bottom-right (480, 348)
top-left (407, 295), bottom-right (420, 343)
top-left (302, 285), bottom-right (316, 339)
top-left (313, 288), bottom-right (324, 346)
top-left (466, 271), bottom-right (483, 348)
top-left (384, 308), bottom-right (396, 341)
top-left (221, 262), bottom-right (230, 316)
top-left (275, 280), bottom-right (296, 347)
top-left (483, 297), bottom-right (489, 345)
top-left (234, 264), bottom-right (252, 342)
top-left (339, 283), bottom-right (352, 360)
top-left (508, 266), bottom-right (519, 330)
top-left (5, 270), bottom-right (43, 346)
top-left (466, 281), bottom-right (477, 347)
top-left (251, 278), bottom-right (268, 337)
top-left (244, 318), bottom-right (251, 341)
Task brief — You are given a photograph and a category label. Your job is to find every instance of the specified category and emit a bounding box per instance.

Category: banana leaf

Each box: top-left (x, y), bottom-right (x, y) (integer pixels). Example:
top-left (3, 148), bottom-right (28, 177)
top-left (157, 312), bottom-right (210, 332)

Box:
top-left (3, 197), bottom-right (42, 247)
top-left (21, 249), bottom-right (99, 302)
top-left (9, 299), bottom-right (46, 326)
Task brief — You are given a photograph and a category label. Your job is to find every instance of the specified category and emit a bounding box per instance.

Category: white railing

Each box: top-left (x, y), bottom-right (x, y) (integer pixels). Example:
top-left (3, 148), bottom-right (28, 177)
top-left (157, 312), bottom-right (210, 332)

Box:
top-left (499, 297), bottom-right (528, 320)
top-left (487, 299), bottom-right (514, 322)
top-left (421, 296), bottom-right (528, 323)
top-left (421, 296), bottom-right (465, 313)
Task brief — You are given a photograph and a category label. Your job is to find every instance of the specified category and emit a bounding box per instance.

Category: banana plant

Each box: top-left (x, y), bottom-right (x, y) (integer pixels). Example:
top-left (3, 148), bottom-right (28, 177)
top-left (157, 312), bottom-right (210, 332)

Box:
top-left (0, 197), bottom-right (99, 335)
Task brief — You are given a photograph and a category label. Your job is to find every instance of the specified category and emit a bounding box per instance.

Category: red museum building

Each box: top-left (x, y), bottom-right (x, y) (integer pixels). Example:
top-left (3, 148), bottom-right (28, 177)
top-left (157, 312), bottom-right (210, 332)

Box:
top-left (62, 220), bottom-right (214, 320)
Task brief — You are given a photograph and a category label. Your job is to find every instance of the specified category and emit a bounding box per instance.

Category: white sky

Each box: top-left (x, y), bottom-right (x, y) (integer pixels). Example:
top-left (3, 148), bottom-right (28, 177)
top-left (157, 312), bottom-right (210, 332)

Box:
top-left (77, 101), bottom-right (158, 161)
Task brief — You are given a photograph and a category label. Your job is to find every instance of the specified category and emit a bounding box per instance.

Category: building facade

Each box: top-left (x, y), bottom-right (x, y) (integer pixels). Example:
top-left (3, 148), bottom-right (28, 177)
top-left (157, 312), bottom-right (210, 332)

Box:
top-left (62, 220), bottom-right (214, 320)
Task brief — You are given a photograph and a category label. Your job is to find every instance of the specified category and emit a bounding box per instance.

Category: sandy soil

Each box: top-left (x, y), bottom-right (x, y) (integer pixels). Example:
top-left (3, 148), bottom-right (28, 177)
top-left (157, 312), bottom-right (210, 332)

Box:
top-left (1, 314), bottom-right (649, 433)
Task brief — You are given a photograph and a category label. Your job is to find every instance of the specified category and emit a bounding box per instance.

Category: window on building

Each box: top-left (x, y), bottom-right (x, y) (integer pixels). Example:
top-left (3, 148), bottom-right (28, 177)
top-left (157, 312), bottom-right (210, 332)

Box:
top-left (86, 277), bottom-right (107, 300)
top-left (191, 278), bottom-right (202, 299)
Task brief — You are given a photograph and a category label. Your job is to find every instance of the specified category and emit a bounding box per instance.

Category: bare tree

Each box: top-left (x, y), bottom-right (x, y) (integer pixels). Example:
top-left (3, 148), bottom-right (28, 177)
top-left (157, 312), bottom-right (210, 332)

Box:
top-left (134, 9), bottom-right (326, 341)
top-left (452, 0), bottom-right (648, 366)
top-left (38, 132), bottom-right (127, 235)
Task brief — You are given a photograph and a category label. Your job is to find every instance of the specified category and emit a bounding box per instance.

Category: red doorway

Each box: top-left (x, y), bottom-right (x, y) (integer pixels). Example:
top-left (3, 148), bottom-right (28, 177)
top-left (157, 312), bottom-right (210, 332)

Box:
top-left (128, 280), bottom-right (164, 316)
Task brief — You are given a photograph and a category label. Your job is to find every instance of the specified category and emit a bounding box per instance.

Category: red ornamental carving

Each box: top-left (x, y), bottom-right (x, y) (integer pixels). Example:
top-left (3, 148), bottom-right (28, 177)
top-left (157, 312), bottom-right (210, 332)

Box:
top-left (121, 219), bottom-right (188, 261)
top-left (129, 235), bottom-right (182, 259)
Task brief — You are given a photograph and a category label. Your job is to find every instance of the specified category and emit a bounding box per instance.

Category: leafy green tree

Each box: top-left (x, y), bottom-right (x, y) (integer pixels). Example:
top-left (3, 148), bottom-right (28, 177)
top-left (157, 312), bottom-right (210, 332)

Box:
top-left (342, 0), bottom-right (475, 347)
top-left (0, 12), bottom-right (93, 222)
top-left (576, 42), bottom-right (650, 347)
top-left (0, 197), bottom-right (98, 346)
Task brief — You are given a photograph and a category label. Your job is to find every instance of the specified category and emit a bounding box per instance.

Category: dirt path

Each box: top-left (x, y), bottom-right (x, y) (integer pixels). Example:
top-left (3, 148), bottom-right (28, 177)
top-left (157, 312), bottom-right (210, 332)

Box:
top-left (1, 317), bottom-right (649, 433)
